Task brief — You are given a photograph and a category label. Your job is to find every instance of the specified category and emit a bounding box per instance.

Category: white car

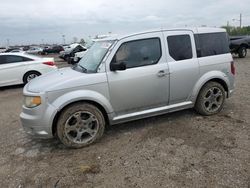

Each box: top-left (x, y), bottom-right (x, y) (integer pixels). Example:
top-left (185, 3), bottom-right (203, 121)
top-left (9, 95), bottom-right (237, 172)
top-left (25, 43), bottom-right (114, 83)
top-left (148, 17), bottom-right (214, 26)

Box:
top-left (0, 53), bottom-right (58, 87)
top-left (26, 47), bottom-right (43, 54)
top-left (73, 50), bottom-right (87, 62)
top-left (0, 48), bottom-right (7, 53)
top-left (10, 49), bottom-right (25, 53)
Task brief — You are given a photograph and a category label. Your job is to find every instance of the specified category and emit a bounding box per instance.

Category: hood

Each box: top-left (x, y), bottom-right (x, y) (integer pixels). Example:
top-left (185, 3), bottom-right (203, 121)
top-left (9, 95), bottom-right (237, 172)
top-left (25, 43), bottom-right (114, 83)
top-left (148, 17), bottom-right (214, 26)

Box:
top-left (26, 67), bottom-right (107, 93)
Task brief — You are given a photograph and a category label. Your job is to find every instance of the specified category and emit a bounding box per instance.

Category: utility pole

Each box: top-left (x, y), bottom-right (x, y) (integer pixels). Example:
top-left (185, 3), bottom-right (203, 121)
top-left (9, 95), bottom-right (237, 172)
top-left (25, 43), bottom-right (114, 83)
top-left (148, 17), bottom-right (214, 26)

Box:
top-left (240, 13), bottom-right (242, 28)
top-left (6, 39), bottom-right (10, 48)
top-left (62, 35), bottom-right (65, 45)
top-left (232, 14), bottom-right (242, 28)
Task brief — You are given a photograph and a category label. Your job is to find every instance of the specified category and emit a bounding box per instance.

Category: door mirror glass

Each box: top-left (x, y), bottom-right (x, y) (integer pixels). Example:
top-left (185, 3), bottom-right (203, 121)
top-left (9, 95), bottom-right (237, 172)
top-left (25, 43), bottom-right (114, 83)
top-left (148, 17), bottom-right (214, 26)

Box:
top-left (110, 62), bottom-right (126, 71)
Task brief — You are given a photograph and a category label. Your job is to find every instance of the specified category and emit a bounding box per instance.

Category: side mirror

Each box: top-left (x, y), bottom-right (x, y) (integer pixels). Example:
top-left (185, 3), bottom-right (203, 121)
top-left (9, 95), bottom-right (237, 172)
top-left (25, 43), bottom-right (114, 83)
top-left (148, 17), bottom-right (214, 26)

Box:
top-left (110, 62), bottom-right (126, 71)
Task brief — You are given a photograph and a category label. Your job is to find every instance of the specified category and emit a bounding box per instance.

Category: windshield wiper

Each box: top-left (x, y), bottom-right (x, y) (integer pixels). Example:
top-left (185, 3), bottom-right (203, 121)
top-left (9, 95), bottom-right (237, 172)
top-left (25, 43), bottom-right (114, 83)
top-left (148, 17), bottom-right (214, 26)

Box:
top-left (78, 64), bottom-right (87, 73)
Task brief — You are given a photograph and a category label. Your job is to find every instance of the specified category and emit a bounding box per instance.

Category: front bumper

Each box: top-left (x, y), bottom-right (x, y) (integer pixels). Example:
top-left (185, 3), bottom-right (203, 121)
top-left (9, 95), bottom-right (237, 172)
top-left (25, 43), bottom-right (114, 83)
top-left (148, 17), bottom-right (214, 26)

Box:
top-left (20, 112), bottom-right (53, 138)
top-left (20, 102), bottom-right (58, 138)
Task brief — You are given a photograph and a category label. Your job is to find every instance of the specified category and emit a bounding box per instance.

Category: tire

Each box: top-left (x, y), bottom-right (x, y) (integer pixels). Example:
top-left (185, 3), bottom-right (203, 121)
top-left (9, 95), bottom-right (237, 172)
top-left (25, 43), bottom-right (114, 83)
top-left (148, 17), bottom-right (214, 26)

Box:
top-left (23, 71), bottom-right (41, 84)
top-left (238, 46), bottom-right (247, 58)
top-left (195, 82), bottom-right (226, 116)
top-left (57, 102), bottom-right (105, 148)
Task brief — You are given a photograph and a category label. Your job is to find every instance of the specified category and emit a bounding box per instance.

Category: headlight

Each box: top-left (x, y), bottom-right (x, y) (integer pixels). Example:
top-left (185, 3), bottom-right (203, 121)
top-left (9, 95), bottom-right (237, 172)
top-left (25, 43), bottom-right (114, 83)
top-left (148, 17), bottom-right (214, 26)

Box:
top-left (24, 96), bottom-right (41, 108)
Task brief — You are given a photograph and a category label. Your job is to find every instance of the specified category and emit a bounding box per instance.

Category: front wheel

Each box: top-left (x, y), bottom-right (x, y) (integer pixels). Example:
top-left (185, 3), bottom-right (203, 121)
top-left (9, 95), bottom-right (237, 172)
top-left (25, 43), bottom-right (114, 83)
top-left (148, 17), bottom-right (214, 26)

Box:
top-left (195, 82), bottom-right (226, 116)
top-left (57, 102), bottom-right (105, 148)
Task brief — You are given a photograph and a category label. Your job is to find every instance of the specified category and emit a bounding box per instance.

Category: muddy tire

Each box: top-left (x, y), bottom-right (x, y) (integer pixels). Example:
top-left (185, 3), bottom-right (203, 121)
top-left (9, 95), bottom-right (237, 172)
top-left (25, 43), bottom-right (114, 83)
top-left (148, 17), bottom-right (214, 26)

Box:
top-left (57, 102), bottom-right (105, 148)
top-left (195, 82), bottom-right (226, 116)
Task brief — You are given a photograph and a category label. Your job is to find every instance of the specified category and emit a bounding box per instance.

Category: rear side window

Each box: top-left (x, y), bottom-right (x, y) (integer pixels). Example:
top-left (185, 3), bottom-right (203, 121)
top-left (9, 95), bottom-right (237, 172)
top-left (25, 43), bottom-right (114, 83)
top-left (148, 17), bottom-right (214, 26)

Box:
top-left (1, 55), bottom-right (32, 64)
top-left (195, 32), bottom-right (230, 57)
top-left (0, 56), bottom-right (6, 64)
top-left (112, 38), bottom-right (162, 69)
top-left (167, 35), bottom-right (193, 61)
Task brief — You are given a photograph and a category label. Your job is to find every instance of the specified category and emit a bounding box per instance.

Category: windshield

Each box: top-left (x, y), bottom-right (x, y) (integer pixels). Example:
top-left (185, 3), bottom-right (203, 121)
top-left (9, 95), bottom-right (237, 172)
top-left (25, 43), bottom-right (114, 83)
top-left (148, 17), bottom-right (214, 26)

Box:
top-left (77, 40), bottom-right (114, 73)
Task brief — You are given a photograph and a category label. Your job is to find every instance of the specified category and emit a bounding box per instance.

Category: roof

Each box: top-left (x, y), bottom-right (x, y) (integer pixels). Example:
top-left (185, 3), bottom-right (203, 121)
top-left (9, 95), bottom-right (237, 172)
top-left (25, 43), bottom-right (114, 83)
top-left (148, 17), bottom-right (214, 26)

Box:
top-left (97, 27), bottom-right (226, 41)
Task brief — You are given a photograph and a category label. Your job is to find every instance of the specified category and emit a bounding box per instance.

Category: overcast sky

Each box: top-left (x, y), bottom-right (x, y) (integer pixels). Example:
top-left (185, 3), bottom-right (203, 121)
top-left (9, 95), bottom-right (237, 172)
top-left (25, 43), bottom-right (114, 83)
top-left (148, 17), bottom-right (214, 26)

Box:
top-left (0, 0), bottom-right (250, 46)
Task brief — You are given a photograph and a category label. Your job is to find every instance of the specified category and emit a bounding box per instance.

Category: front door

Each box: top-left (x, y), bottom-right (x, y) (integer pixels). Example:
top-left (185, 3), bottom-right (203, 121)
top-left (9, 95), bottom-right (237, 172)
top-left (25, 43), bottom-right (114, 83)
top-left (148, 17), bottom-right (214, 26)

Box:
top-left (106, 32), bottom-right (170, 116)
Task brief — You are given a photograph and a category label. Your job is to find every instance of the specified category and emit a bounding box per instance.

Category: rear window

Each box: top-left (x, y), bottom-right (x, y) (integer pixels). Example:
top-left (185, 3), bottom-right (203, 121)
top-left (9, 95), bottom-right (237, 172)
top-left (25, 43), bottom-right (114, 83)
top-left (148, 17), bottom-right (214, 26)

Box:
top-left (195, 32), bottom-right (230, 57)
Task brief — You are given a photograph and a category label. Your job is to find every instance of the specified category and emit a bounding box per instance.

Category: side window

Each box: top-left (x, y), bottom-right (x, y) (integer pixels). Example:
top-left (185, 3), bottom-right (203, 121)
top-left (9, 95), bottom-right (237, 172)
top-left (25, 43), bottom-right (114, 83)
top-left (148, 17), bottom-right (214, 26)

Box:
top-left (112, 38), bottom-right (162, 69)
top-left (195, 32), bottom-right (230, 57)
top-left (22, 57), bottom-right (33, 62)
top-left (5, 55), bottom-right (25, 64)
top-left (167, 35), bottom-right (193, 61)
top-left (0, 56), bottom-right (6, 65)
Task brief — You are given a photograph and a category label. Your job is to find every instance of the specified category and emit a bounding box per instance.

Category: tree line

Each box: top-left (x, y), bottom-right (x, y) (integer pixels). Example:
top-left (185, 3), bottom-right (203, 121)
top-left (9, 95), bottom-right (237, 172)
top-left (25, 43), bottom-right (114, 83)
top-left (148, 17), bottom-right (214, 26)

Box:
top-left (222, 26), bottom-right (250, 36)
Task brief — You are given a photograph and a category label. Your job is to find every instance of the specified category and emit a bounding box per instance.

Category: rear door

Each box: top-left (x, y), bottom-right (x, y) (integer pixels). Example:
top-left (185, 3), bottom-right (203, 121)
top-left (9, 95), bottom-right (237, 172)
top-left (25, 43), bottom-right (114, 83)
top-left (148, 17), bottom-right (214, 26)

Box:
top-left (163, 30), bottom-right (199, 104)
top-left (0, 55), bottom-right (31, 86)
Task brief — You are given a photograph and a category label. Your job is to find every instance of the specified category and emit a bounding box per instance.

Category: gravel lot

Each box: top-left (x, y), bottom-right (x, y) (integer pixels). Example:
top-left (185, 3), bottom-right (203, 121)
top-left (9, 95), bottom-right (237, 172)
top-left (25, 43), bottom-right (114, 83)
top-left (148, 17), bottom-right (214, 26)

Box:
top-left (0, 53), bottom-right (249, 188)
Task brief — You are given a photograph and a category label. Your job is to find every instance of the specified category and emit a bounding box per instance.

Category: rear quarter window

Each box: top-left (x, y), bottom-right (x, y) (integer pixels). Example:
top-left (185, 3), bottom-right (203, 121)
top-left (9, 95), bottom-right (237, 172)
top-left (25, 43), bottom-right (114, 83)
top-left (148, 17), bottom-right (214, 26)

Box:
top-left (195, 32), bottom-right (230, 57)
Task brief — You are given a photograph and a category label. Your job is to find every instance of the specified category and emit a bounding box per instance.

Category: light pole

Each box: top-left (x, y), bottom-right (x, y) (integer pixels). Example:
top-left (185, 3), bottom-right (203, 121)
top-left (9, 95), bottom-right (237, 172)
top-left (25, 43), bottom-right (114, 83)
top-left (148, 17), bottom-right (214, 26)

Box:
top-left (232, 13), bottom-right (242, 28)
top-left (62, 35), bottom-right (66, 45)
top-left (6, 39), bottom-right (10, 48)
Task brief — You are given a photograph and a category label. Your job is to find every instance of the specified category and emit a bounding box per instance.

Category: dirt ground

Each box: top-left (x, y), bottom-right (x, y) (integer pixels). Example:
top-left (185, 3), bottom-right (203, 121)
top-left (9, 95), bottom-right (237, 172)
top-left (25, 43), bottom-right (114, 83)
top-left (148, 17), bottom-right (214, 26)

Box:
top-left (0, 53), bottom-right (249, 188)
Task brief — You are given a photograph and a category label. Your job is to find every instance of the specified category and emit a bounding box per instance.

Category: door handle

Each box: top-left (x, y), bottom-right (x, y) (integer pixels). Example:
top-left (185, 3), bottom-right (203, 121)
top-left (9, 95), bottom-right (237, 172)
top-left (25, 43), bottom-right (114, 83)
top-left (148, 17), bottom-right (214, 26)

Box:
top-left (157, 70), bottom-right (168, 77)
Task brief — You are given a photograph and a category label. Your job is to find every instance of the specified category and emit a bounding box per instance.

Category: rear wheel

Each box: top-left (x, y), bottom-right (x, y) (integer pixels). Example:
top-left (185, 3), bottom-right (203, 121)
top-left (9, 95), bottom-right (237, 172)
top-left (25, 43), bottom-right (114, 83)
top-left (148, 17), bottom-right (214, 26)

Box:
top-left (56, 102), bottom-right (105, 148)
top-left (23, 71), bottom-right (41, 84)
top-left (238, 46), bottom-right (247, 58)
top-left (195, 82), bottom-right (226, 116)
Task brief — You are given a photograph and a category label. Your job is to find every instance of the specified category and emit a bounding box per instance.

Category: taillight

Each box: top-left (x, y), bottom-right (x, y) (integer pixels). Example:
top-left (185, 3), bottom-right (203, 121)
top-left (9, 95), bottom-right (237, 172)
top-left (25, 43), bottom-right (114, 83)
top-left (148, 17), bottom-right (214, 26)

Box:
top-left (231, 61), bottom-right (235, 75)
top-left (43, 61), bottom-right (55, 66)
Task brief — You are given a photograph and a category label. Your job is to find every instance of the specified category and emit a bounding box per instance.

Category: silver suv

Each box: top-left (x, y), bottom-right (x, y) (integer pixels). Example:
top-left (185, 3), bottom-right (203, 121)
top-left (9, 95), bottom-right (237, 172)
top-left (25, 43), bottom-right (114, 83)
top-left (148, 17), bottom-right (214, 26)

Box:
top-left (20, 28), bottom-right (235, 148)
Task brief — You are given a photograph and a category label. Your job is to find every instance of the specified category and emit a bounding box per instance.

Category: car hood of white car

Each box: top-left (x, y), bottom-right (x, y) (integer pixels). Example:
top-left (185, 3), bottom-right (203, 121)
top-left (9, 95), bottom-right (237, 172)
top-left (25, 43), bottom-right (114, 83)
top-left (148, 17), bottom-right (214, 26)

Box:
top-left (26, 67), bottom-right (107, 93)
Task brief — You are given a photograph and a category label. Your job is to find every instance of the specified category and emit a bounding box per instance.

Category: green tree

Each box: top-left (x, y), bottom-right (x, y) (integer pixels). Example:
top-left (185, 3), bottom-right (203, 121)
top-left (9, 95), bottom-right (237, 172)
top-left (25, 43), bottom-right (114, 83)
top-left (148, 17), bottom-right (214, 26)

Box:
top-left (222, 26), bottom-right (250, 36)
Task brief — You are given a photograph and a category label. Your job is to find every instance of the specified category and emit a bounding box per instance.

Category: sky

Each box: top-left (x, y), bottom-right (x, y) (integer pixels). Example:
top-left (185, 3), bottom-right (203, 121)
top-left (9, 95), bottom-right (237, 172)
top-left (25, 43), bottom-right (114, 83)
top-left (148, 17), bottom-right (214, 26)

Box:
top-left (0, 0), bottom-right (250, 46)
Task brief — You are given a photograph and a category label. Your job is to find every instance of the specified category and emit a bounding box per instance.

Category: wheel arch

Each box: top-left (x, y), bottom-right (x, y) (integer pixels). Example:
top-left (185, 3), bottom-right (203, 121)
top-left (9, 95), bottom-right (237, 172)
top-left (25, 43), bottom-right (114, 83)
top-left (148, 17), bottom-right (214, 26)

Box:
top-left (191, 71), bottom-right (230, 103)
top-left (240, 43), bottom-right (249, 49)
top-left (52, 99), bottom-right (110, 136)
top-left (23, 70), bottom-right (41, 83)
top-left (50, 91), bottom-right (113, 136)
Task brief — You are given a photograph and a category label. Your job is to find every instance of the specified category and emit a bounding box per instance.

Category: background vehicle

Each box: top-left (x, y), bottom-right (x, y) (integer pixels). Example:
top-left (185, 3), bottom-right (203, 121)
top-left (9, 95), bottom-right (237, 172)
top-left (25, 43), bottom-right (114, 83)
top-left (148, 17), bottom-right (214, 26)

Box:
top-left (0, 48), bottom-right (7, 53)
top-left (41, 45), bottom-right (64, 55)
top-left (10, 49), bottom-right (24, 53)
top-left (59, 43), bottom-right (87, 63)
top-left (230, 36), bottom-right (250, 58)
top-left (26, 47), bottom-right (43, 54)
top-left (4, 48), bottom-right (20, 53)
top-left (73, 51), bottom-right (87, 63)
top-left (20, 27), bottom-right (235, 148)
top-left (62, 45), bottom-right (71, 51)
top-left (0, 53), bottom-right (57, 87)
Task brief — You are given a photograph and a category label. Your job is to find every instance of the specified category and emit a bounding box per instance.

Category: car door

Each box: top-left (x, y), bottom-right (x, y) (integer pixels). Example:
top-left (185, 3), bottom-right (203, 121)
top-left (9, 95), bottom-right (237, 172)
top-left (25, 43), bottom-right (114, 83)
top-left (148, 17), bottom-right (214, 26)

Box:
top-left (106, 32), bottom-right (170, 116)
top-left (0, 55), bottom-right (29, 86)
top-left (163, 30), bottom-right (199, 104)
